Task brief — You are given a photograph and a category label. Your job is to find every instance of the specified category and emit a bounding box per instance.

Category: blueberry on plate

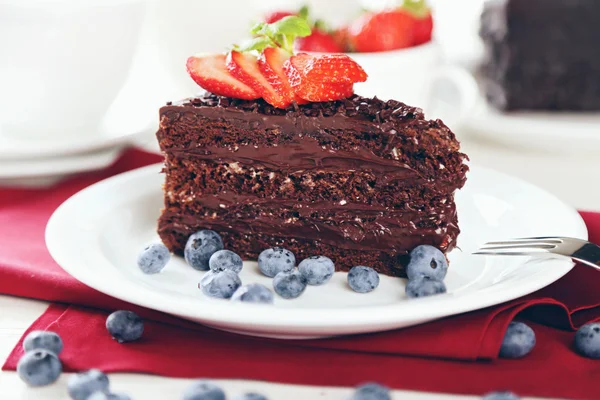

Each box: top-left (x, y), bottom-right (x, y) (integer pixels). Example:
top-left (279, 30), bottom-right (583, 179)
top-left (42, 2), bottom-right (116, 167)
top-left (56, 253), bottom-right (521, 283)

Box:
top-left (200, 270), bottom-right (242, 299)
top-left (273, 270), bottom-right (307, 299)
top-left (347, 266), bottom-right (379, 293)
top-left (209, 249), bottom-right (243, 274)
top-left (185, 230), bottom-right (224, 271)
top-left (406, 245), bottom-right (448, 281)
top-left (231, 283), bottom-right (274, 304)
top-left (349, 382), bottom-right (391, 400)
top-left (574, 322), bottom-right (600, 359)
top-left (88, 392), bottom-right (132, 400)
top-left (183, 380), bottom-right (226, 400)
top-left (499, 321), bottom-right (536, 358)
top-left (17, 349), bottom-right (62, 387)
top-left (405, 276), bottom-right (446, 298)
top-left (137, 243), bottom-right (170, 274)
top-left (23, 330), bottom-right (63, 355)
top-left (298, 255), bottom-right (335, 285)
top-left (232, 393), bottom-right (268, 400)
top-left (68, 369), bottom-right (110, 400)
top-left (106, 310), bottom-right (144, 343)
top-left (482, 391), bottom-right (520, 400)
top-left (258, 247), bottom-right (295, 277)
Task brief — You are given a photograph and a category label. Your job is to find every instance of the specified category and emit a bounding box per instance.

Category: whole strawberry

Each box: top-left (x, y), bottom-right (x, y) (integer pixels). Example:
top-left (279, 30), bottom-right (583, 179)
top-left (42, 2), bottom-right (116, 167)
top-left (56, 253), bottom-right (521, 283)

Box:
top-left (403, 0), bottom-right (433, 45)
top-left (263, 11), bottom-right (295, 24)
top-left (295, 29), bottom-right (344, 53)
top-left (348, 10), bottom-right (415, 52)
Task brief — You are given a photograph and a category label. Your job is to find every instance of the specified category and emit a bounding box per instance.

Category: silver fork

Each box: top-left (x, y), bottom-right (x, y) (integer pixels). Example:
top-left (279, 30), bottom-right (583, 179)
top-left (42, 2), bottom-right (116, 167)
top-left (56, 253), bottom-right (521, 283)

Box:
top-left (473, 237), bottom-right (600, 271)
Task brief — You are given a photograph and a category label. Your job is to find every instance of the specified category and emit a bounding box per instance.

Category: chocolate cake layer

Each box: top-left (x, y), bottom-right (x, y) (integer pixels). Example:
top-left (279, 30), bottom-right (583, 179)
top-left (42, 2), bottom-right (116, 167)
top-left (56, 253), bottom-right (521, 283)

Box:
top-left (480, 0), bottom-right (600, 111)
top-left (157, 94), bottom-right (468, 276)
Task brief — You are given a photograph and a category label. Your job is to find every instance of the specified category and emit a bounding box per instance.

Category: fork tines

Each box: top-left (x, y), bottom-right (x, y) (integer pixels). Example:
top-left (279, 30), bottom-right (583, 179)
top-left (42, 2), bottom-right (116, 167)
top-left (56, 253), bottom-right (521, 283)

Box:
top-left (473, 237), bottom-right (563, 256)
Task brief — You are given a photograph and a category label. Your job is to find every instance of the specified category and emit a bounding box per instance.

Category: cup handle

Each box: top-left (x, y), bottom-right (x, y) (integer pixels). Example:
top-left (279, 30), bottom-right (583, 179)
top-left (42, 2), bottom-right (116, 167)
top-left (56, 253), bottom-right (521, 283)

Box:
top-left (424, 66), bottom-right (480, 130)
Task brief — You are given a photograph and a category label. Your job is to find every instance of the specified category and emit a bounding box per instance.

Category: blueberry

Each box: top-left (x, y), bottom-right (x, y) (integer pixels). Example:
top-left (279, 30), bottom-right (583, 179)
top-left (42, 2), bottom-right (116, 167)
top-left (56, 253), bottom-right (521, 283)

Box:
top-left (88, 393), bottom-right (132, 400)
top-left (405, 276), bottom-right (446, 298)
top-left (258, 247), bottom-right (295, 277)
top-left (273, 270), bottom-right (307, 299)
top-left (183, 380), bottom-right (226, 400)
top-left (232, 394), bottom-right (268, 400)
top-left (574, 322), bottom-right (600, 359)
top-left (17, 350), bottom-right (62, 387)
top-left (209, 249), bottom-right (243, 273)
top-left (347, 266), bottom-right (379, 293)
top-left (23, 330), bottom-right (63, 355)
top-left (349, 382), bottom-right (391, 400)
top-left (137, 243), bottom-right (170, 274)
top-left (185, 230), bottom-right (224, 271)
top-left (106, 310), bottom-right (144, 343)
top-left (231, 283), bottom-right (274, 304)
top-left (482, 391), bottom-right (520, 400)
top-left (406, 245), bottom-right (448, 281)
top-left (199, 270), bottom-right (242, 299)
top-left (68, 369), bottom-right (110, 400)
top-left (499, 321), bottom-right (535, 358)
top-left (298, 255), bottom-right (335, 285)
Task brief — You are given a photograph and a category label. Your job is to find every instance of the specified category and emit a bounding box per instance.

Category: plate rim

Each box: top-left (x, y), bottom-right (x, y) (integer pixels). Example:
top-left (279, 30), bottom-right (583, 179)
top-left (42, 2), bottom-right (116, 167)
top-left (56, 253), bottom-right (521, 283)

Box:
top-left (45, 163), bottom-right (588, 335)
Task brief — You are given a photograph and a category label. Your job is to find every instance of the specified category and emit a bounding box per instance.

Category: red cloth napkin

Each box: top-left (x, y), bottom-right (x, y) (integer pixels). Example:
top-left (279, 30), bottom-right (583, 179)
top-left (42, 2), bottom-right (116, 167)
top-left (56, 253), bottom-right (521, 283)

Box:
top-left (2, 148), bottom-right (600, 399)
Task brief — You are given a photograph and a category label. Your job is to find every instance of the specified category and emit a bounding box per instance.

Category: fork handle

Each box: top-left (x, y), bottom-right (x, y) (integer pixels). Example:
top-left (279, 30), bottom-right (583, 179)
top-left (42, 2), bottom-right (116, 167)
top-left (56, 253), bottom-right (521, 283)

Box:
top-left (572, 243), bottom-right (600, 271)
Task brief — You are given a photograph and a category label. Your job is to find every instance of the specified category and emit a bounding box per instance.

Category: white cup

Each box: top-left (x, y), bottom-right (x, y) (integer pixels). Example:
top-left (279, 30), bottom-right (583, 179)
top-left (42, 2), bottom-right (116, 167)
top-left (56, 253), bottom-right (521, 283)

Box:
top-left (0, 0), bottom-right (147, 139)
top-left (351, 42), bottom-right (479, 128)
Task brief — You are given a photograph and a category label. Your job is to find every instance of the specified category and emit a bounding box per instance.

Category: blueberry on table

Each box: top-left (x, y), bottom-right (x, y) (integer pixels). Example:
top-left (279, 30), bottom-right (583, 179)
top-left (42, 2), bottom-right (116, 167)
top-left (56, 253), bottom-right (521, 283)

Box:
top-left (23, 330), bottom-right (63, 355)
top-left (183, 380), bottom-right (226, 400)
top-left (574, 322), bottom-right (600, 359)
top-left (347, 266), bottom-right (380, 293)
top-left (200, 270), bottom-right (242, 299)
top-left (499, 321), bottom-right (536, 358)
top-left (406, 245), bottom-right (448, 281)
top-left (17, 349), bottom-right (62, 387)
top-left (298, 255), bottom-right (335, 285)
top-left (273, 270), bottom-right (307, 299)
top-left (349, 382), bottom-right (391, 400)
top-left (482, 391), bottom-right (520, 400)
top-left (405, 276), bottom-right (446, 298)
top-left (231, 283), bottom-right (274, 304)
top-left (137, 243), bottom-right (170, 274)
top-left (209, 249), bottom-right (243, 273)
top-left (105, 310), bottom-right (144, 343)
top-left (185, 230), bottom-right (224, 271)
top-left (68, 369), bottom-right (110, 400)
top-left (233, 393), bottom-right (268, 400)
top-left (258, 247), bottom-right (295, 277)
top-left (88, 392), bottom-right (132, 400)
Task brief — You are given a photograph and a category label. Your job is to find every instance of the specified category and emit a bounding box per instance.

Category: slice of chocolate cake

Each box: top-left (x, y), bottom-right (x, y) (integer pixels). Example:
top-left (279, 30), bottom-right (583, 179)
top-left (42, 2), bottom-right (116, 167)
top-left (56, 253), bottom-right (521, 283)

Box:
top-left (480, 0), bottom-right (600, 111)
top-left (156, 93), bottom-right (468, 277)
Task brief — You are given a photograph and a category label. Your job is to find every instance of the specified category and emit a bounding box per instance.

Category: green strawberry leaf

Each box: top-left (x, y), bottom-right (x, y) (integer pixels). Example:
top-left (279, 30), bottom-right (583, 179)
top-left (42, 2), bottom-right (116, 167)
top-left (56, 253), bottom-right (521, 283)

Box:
top-left (402, 0), bottom-right (430, 18)
top-left (233, 36), bottom-right (277, 53)
top-left (247, 16), bottom-right (311, 54)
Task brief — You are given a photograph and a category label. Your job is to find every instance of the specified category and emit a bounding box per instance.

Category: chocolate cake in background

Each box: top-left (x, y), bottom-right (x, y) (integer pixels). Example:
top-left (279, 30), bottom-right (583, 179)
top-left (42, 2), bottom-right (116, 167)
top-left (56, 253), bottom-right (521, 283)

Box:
top-left (480, 0), bottom-right (600, 111)
top-left (156, 93), bottom-right (468, 277)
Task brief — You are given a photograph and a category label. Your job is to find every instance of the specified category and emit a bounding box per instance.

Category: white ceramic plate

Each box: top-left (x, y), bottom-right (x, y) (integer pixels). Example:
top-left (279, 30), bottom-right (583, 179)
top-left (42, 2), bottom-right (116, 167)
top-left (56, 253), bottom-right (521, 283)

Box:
top-left (46, 164), bottom-right (587, 339)
top-left (463, 97), bottom-right (600, 154)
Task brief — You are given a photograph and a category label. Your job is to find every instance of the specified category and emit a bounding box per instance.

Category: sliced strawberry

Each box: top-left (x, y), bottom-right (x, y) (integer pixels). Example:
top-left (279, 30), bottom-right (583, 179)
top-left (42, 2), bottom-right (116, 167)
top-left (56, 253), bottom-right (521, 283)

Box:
top-left (294, 81), bottom-right (354, 102)
top-left (257, 47), bottom-right (295, 108)
top-left (283, 54), bottom-right (357, 102)
top-left (295, 29), bottom-right (345, 53)
top-left (186, 54), bottom-right (259, 100)
top-left (264, 11), bottom-right (296, 24)
top-left (227, 50), bottom-right (292, 109)
top-left (284, 53), bottom-right (367, 85)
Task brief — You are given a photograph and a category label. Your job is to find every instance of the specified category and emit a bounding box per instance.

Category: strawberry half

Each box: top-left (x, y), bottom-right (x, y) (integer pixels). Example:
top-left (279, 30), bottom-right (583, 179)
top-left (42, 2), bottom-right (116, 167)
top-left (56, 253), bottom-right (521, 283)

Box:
top-left (227, 50), bottom-right (293, 109)
top-left (283, 53), bottom-right (364, 102)
top-left (186, 54), bottom-right (259, 100)
top-left (257, 47), bottom-right (295, 108)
